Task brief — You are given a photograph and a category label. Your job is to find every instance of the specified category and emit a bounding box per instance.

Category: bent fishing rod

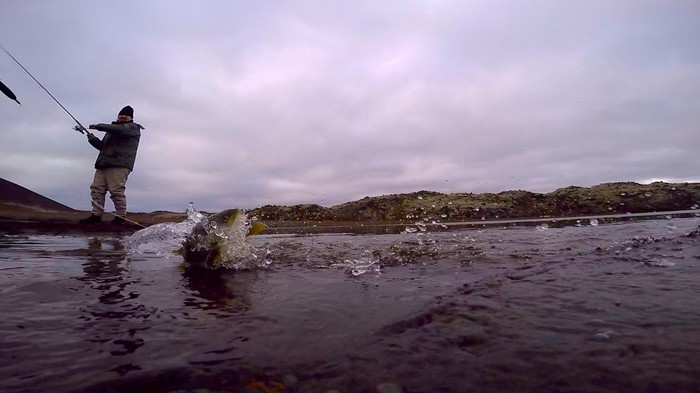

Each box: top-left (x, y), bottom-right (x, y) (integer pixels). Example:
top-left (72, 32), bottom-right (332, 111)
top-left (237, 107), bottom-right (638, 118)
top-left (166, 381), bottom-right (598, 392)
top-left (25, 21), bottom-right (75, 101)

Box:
top-left (1, 44), bottom-right (89, 135)
top-left (2, 44), bottom-right (146, 228)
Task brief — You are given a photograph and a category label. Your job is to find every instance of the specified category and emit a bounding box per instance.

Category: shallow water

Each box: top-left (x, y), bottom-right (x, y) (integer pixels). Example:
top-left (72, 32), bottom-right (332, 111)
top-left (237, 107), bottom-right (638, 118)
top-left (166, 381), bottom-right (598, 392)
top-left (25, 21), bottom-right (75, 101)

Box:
top-left (1, 217), bottom-right (699, 393)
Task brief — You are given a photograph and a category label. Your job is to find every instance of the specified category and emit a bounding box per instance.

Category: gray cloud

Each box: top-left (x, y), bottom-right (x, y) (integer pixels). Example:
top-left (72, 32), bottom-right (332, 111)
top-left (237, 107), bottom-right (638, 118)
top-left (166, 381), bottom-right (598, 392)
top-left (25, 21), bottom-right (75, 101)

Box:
top-left (1, 1), bottom-right (698, 213)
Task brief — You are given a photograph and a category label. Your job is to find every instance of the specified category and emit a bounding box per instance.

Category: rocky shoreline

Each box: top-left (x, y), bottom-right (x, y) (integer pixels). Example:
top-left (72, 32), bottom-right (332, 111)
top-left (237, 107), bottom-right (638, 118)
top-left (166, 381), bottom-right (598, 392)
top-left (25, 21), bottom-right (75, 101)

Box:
top-left (250, 181), bottom-right (700, 222)
top-left (1, 181), bottom-right (698, 235)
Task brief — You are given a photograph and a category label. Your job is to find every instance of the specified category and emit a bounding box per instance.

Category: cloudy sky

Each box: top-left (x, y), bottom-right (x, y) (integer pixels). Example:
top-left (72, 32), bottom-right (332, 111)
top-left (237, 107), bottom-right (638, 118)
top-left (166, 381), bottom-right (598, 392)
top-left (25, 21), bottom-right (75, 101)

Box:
top-left (1, 1), bottom-right (698, 213)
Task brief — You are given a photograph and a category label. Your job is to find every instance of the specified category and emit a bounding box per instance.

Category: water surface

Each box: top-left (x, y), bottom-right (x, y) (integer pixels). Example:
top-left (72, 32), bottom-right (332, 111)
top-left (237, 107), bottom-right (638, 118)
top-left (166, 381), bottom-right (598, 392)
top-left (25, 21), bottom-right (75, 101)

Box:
top-left (1, 217), bottom-right (699, 392)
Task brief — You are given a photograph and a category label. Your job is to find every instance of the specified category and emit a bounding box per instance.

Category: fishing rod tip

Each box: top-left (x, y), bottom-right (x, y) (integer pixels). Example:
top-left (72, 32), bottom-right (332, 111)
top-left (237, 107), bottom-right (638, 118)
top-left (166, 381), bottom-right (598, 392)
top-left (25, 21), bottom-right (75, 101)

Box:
top-left (14, 99), bottom-right (21, 105)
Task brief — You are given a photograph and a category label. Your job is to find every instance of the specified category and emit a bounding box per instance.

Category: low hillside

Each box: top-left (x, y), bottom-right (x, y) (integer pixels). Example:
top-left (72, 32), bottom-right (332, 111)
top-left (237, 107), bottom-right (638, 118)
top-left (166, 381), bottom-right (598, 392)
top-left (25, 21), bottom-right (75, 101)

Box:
top-left (250, 182), bottom-right (700, 222)
top-left (1, 178), bottom-right (698, 229)
top-left (0, 178), bottom-right (75, 212)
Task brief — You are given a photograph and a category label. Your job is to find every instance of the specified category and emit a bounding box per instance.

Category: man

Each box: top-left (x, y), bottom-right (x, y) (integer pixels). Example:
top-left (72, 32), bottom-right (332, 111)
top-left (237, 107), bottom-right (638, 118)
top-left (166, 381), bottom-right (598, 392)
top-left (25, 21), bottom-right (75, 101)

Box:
top-left (80, 105), bottom-right (144, 225)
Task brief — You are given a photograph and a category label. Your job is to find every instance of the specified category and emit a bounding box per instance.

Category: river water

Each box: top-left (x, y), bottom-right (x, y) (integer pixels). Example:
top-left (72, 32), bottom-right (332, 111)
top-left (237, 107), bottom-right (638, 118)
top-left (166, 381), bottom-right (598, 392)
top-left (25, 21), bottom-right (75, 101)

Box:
top-left (1, 216), bottom-right (699, 393)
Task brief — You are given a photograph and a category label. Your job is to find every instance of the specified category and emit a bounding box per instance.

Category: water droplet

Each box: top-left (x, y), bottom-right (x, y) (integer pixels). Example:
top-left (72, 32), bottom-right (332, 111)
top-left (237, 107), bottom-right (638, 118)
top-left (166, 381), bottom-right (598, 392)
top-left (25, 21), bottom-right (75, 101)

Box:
top-left (648, 259), bottom-right (675, 267)
top-left (592, 330), bottom-right (614, 340)
top-left (333, 254), bottom-right (381, 276)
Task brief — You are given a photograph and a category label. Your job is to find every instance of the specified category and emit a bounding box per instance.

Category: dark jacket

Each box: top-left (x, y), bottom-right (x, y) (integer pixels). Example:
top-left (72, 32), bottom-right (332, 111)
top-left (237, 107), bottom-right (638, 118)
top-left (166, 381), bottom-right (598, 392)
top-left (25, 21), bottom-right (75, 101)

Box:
top-left (89, 120), bottom-right (144, 171)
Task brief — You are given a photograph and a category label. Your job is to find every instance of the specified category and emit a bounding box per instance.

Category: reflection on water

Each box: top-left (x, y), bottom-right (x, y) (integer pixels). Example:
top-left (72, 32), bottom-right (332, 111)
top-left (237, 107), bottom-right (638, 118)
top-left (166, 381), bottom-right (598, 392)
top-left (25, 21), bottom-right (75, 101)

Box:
top-left (78, 238), bottom-right (150, 367)
top-left (181, 267), bottom-right (255, 313)
top-left (0, 217), bottom-right (699, 393)
top-left (80, 238), bottom-right (128, 305)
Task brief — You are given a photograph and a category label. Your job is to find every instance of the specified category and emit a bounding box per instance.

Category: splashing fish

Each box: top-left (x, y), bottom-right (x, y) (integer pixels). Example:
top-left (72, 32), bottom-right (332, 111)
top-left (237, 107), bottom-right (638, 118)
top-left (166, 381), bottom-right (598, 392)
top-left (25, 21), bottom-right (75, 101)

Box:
top-left (181, 209), bottom-right (265, 269)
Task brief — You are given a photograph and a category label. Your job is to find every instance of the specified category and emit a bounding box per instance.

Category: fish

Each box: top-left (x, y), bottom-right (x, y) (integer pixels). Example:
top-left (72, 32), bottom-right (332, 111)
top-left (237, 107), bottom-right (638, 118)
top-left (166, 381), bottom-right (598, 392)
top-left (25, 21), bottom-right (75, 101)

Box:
top-left (181, 208), bottom-right (265, 268)
top-left (0, 80), bottom-right (21, 105)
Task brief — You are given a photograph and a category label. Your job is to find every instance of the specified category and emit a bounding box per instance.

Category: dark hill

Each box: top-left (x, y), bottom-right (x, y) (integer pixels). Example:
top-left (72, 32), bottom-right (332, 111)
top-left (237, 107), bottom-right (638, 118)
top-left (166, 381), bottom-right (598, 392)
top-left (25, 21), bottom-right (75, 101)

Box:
top-left (0, 177), bottom-right (75, 212)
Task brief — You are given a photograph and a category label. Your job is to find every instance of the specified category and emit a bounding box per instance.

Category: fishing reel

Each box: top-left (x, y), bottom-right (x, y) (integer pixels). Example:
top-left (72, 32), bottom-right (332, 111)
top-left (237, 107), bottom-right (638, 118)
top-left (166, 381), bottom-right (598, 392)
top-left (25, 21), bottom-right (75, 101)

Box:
top-left (73, 125), bottom-right (87, 134)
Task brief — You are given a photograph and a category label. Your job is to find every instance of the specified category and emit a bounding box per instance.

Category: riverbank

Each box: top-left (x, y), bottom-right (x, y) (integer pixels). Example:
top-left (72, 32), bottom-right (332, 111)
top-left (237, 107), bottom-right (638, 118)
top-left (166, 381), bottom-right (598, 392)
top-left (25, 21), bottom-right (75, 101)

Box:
top-left (2, 207), bottom-right (698, 236)
top-left (1, 181), bottom-right (698, 235)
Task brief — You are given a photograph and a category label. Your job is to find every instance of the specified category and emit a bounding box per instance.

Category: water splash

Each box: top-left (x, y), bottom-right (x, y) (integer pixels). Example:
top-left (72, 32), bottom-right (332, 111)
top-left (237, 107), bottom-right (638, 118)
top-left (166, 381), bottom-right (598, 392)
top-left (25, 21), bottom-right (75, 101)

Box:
top-left (331, 251), bottom-right (381, 276)
top-left (210, 211), bottom-right (268, 270)
top-left (592, 329), bottom-right (618, 340)
top-left (186, 202), bottom-right (206, 223)
top-left (645, 258), bottom-right (676, 267)
top-left (124, 203), bottom-right (204, 256)
top-left (125, 204), bottom-right (268, 269)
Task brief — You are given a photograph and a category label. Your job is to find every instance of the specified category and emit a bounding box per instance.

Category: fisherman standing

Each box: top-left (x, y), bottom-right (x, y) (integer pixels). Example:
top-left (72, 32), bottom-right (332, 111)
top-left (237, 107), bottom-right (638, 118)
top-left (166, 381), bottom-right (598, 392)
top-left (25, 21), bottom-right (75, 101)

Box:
top-left (80, 105), bottom-right (144, 225)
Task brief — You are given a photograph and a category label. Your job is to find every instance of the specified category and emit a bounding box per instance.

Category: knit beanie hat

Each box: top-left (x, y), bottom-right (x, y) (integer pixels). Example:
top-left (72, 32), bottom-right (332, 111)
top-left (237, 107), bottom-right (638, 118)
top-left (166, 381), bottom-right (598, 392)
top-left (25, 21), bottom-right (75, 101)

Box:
top-left (118, 105), bottom-right (134, 118)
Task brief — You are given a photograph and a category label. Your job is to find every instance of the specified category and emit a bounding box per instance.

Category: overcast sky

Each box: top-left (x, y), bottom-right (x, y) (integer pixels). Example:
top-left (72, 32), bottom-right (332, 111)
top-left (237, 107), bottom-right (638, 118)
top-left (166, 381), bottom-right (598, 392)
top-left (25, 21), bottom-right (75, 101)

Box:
top-left (1, 1), bottom-right (698, 213)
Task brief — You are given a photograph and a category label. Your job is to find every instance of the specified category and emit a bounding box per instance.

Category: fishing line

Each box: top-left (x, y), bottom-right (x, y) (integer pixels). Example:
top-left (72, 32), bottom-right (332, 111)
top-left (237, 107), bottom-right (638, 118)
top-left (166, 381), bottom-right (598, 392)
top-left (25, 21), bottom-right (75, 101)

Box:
top-left (1, 43), bottom-right (88, 134)
top-left (92, 207), bottom-right (147, 228)
top-left (2, 44), bottom-right (146, 228)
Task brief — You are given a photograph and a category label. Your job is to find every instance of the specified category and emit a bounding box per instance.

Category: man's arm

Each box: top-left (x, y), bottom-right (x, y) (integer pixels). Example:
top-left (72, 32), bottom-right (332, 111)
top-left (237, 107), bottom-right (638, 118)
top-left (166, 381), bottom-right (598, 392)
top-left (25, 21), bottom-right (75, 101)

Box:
top-left (87, 133), bottom-right (103, 150)
top-left (89, 122), bottom-right (141, 136)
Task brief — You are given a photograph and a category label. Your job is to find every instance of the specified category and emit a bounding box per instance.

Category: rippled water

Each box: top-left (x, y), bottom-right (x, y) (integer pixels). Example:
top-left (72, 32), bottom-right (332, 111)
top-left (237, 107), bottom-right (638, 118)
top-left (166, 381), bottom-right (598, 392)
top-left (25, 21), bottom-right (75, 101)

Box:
top-left (1, 217), bottom-right (699, 393)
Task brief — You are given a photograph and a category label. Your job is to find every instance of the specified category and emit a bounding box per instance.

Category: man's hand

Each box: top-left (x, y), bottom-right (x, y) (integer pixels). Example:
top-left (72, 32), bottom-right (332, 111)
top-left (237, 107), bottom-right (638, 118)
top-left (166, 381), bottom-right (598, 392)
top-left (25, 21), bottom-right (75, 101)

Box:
top-left (89, 124), bottom-right (97, 129)
top-left (87, 132), bottom-right (98, 141)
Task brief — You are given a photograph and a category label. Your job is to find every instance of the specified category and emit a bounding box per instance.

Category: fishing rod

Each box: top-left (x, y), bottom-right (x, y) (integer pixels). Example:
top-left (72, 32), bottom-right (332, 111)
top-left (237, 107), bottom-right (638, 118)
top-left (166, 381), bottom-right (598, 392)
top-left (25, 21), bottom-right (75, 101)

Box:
top-left (2, 44), bottom-right (147, 229)
top-left (0, 44), bottom-right (89, 134)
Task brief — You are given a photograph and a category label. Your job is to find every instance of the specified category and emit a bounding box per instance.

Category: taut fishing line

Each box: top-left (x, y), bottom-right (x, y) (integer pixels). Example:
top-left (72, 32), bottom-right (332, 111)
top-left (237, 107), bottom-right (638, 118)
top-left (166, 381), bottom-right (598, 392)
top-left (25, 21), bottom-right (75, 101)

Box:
top-left (1, 43), bottom-right (147, 228)
top-left (1, 43), bottom-right (88, 134)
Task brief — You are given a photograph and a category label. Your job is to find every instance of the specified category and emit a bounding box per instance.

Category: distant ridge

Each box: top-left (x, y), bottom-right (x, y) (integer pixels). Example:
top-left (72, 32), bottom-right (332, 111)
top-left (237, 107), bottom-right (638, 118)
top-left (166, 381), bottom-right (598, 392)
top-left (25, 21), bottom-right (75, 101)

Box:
top-left (0, 177), bottom-right (75, 212)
